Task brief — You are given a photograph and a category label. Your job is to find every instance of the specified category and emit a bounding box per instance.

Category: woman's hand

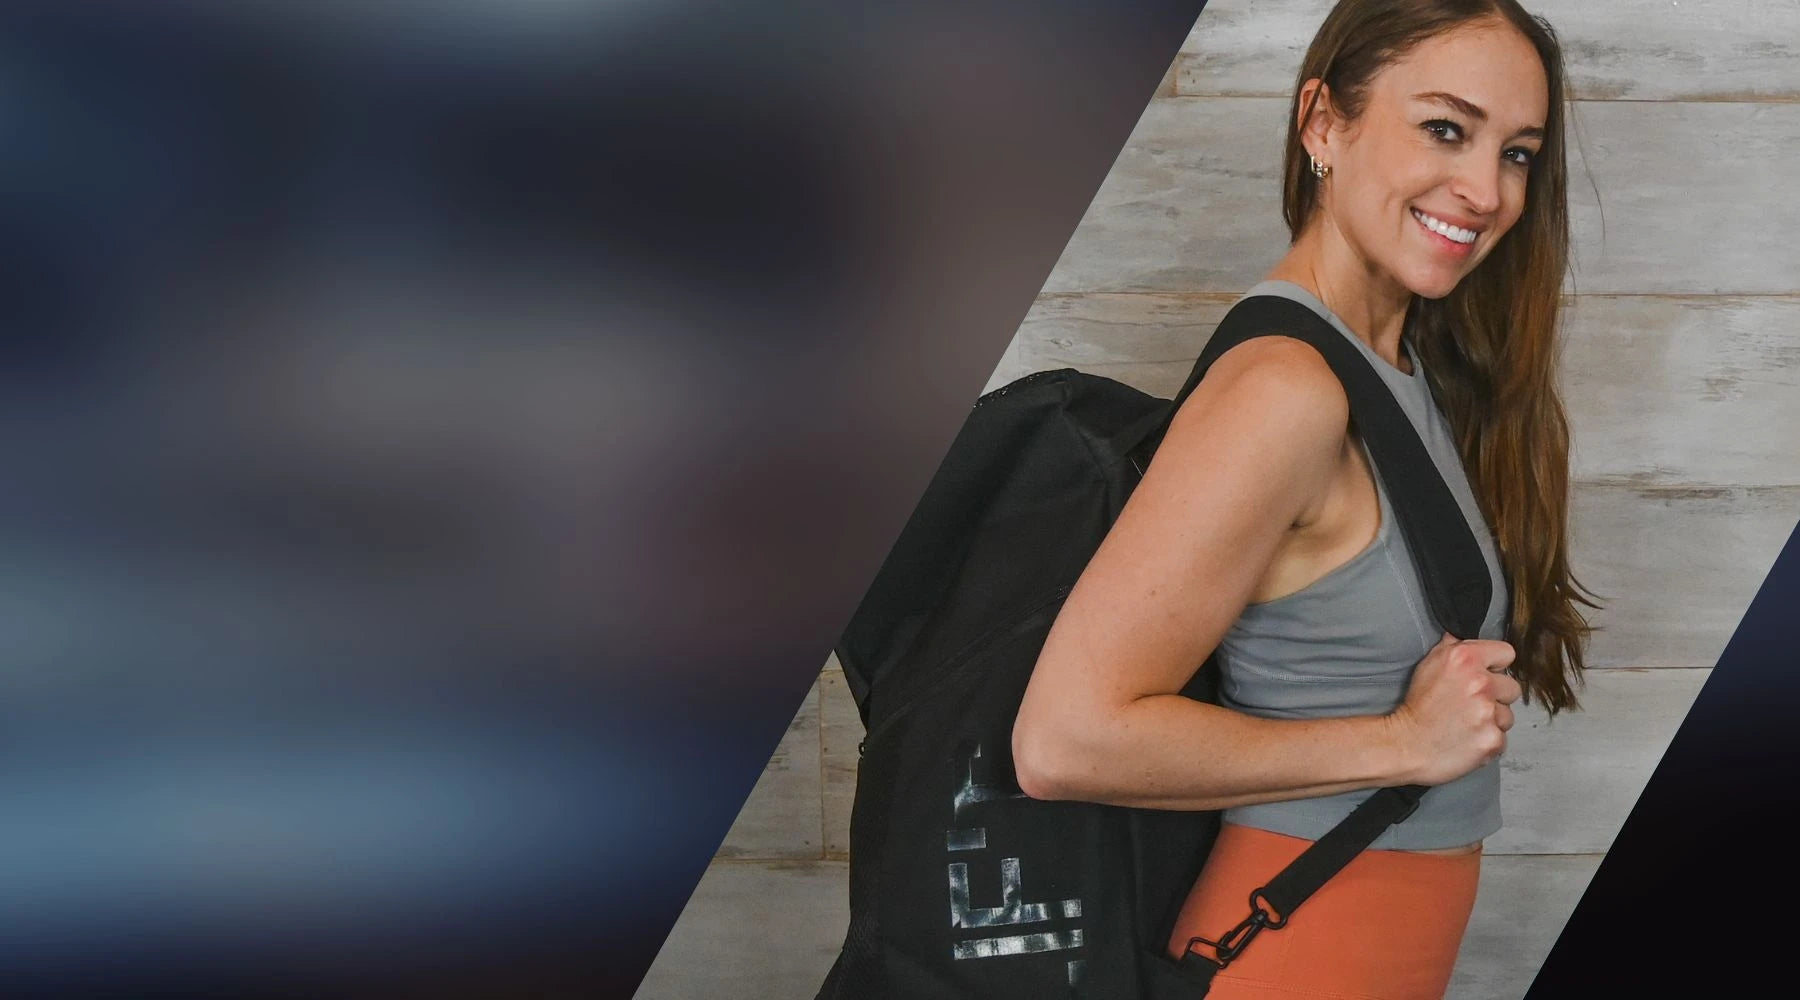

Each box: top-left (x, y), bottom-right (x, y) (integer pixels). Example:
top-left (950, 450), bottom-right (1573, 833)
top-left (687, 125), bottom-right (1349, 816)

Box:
top-left (1385, 632), bottom-right (1522, 786)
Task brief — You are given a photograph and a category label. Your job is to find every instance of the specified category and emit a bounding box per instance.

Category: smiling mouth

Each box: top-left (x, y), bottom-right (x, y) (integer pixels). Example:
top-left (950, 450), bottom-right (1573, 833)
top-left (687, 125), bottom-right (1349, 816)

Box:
top-left (1411, 207), bottom-right (1480, 246)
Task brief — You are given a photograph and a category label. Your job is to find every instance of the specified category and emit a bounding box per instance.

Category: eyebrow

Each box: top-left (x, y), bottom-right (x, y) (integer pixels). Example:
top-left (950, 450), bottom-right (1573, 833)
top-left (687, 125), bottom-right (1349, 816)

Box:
top-left (1413, 90), bottom-right (1546, 141)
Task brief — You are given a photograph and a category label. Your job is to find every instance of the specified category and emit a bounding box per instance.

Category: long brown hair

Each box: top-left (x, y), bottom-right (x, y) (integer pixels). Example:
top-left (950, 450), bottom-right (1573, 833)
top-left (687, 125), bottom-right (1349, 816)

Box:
top-left (1283, 0), bottom-right (1598, 715)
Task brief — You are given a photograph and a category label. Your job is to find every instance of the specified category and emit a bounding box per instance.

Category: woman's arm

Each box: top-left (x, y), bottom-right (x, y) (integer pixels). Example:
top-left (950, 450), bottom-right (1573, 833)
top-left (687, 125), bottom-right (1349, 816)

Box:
top-left (1012, 335), bottom-right (1493, 810)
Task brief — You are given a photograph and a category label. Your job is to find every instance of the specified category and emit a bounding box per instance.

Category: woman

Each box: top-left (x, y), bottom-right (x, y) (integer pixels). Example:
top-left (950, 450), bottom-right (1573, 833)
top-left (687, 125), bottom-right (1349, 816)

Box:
top-left (1011, 2), bottom-right (1597, 998)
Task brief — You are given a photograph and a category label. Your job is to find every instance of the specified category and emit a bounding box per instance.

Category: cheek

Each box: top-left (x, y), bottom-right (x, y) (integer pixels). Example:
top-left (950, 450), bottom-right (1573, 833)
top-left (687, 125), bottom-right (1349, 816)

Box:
top-left (1495, 188), bottom-right (1531, 237)
top-left (1343, 167), bottom-right (1426, 223)
top-left (1497, 173), bottom-right (1526, 223)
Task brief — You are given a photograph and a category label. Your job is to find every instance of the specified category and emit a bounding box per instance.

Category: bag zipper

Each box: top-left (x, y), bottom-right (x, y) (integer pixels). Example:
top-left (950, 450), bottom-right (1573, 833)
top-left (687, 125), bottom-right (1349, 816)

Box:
top-left (857, 583), bottom-right (1073, 757)
top-left (970, 369), bottom-right (1072, 411)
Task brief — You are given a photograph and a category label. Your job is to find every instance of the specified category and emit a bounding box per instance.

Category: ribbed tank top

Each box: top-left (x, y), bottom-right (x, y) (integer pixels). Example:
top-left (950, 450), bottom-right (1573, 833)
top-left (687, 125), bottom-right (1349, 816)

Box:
top-left (1216, 280), bottom-right (1512, 850)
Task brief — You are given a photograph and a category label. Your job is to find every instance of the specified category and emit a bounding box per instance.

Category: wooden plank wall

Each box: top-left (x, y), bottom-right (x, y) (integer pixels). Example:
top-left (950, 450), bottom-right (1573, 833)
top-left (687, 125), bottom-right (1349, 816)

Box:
top-left (637, 3), bottom-right (1800, 998)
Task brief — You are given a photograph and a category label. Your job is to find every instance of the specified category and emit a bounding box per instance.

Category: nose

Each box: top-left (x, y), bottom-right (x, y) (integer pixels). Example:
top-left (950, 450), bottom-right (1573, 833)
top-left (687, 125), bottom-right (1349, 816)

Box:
top-left (1450, 151), bottom-right (1502, 218)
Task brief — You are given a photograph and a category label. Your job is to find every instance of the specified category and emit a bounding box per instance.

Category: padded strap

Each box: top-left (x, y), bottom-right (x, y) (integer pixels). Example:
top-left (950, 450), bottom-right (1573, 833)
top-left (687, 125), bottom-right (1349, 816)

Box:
top-left (1257, 785), bottom-right (1424, 916)
top-left (1132, 294), bottom-right (1491, 637)
top-left (1140, 295), bottom-right (1492, 970)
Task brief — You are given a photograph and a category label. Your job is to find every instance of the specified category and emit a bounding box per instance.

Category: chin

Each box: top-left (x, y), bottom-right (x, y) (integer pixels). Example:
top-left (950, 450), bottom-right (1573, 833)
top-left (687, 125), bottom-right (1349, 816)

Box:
top-left (1398, 267), bottom-right (1463, 301)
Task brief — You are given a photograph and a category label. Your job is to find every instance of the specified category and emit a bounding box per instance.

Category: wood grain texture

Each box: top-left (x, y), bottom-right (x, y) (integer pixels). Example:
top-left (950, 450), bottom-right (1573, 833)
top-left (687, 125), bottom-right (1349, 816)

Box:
top-left (713, 679), bottom-right (823, 860)
top-left (809, 664), bottom-right (1709, 860)
top-left (983, 292), bottom-right (1232, 397)
top-left (1042, 98), bottom-right (1800, 296)
top-left (1448, 854), bottom-right (1602, 1000)
top-left (666, 2), bottom-right (1800, 992)
top-left (1176, 0), bottom-right (1800, 102)
top-left (1572, 482), bottom-right (1798, 668)
top-left (1041, 98), bottom-right (1288, 295)
top-left (819, 660), bottom-right (860, 858)
top-left (1560, 295), bottom-right (1800, 486)
top-left (990, 293), bottom-right (1800, 488)
top-left (632, 859), bottom-right (848, 1000)
top-left (1489, 668), bottom-right (1708, 855)
top-left (648, 853), bottom-right (1601, 1000)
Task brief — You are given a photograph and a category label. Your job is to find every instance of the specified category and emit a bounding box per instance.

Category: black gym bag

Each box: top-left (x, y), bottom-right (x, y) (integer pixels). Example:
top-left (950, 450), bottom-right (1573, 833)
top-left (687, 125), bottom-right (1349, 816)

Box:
top-left (816, 294), bottom-right (1495, 999)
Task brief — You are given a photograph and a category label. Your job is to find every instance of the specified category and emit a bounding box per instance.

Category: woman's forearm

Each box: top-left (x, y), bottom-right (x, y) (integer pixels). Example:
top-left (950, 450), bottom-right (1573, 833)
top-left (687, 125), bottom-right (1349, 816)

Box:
top-left (1013, 693), bottom-right (1419, 810)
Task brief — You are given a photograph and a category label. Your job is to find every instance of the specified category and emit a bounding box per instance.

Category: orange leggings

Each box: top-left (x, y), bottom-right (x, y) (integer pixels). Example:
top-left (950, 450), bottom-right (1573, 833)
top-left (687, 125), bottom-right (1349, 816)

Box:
top-left (1165, 822), bottom-right (1481, 1000)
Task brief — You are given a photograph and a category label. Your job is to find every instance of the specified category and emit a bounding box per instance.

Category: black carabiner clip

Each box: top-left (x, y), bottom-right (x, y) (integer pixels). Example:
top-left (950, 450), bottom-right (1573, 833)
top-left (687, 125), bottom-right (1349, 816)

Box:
top-left (1183, 888), bottom-right (1288, 968)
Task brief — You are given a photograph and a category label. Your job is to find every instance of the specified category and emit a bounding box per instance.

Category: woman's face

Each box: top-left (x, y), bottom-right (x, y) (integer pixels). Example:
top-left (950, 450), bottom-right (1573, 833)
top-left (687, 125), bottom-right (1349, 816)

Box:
top-left (1304, 18), bottom-right (1549, 300)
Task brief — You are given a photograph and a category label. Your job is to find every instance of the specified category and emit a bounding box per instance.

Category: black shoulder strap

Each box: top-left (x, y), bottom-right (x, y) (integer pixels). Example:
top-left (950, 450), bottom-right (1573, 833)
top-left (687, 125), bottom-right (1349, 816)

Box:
top-left (1145, 295), bottom-right (1498, 976)
top-left (1133, 294), bottom-right (1491, 639)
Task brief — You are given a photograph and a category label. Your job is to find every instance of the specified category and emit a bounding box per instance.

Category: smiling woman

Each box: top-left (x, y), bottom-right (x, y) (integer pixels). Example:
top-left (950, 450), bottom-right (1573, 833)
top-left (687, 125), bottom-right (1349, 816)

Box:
top-left (1008, 1), bottom-right (1597, 998)
top-left (1270, 0), bottom-right (1593, 726)
top-left (1286, 19), bottom-right (1550, 299)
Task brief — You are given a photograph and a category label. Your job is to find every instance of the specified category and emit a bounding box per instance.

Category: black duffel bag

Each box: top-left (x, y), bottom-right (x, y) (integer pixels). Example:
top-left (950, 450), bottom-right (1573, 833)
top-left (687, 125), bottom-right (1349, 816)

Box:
top-left (816, 294), bottom-right (1494, 999)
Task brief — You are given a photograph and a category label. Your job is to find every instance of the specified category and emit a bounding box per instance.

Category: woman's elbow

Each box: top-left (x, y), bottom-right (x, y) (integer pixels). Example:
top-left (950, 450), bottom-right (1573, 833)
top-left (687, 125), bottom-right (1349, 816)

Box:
top-left (1011, 709), bottom-right (1088, 801)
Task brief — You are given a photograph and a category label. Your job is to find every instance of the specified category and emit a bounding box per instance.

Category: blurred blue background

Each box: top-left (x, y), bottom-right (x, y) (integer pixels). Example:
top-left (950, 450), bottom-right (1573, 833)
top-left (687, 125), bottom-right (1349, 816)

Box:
top-left (0, 0), bottom-right (1199, 994)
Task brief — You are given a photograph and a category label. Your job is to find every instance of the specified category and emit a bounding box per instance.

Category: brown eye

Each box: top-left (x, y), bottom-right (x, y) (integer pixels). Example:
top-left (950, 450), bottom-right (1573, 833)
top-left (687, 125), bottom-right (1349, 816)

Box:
top-left (1504, 147), bottom-right (1535, 168)
top-left (1422, 119), bottom-right (1463, 142)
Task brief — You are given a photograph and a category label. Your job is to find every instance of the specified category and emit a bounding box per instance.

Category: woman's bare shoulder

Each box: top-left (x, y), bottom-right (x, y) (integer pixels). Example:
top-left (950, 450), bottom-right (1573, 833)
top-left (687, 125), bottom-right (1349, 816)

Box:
top-left (1014, 334), bottom-right (1352, 718)
top-left (1164, 334), bottom-right (1350, 466)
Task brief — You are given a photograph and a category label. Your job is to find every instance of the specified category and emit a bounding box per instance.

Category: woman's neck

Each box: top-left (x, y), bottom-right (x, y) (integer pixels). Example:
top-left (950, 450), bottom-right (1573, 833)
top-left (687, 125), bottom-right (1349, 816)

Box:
top-left (1264, 223), bottom-right (1415, 374)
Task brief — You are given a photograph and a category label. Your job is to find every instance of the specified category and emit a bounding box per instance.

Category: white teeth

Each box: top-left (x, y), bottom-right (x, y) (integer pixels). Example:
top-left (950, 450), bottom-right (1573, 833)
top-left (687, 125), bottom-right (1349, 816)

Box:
top-left (1412, 208), bottom-right (1477, 244)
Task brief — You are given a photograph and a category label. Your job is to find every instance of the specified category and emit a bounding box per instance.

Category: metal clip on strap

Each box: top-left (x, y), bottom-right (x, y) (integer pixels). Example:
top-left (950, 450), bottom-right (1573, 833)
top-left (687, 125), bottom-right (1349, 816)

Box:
top-left (1181, 888), bottom-right (1289, 969)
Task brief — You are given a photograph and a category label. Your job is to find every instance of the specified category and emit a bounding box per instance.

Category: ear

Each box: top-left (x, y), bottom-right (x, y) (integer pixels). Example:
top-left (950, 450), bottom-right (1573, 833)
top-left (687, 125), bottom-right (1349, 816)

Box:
top-left (1296, 78), bottom-right (1338, 161)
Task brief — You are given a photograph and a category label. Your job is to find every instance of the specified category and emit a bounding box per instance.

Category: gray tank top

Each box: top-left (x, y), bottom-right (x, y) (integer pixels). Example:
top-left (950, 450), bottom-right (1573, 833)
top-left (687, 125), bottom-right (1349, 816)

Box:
top-left (1216, 280), bottom-right (1512, 850)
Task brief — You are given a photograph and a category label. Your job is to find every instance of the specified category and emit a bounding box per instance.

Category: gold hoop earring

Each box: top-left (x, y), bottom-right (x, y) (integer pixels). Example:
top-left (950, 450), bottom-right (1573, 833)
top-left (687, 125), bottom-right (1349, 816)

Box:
top-left (1310, 154), bottom-right (1331, 180)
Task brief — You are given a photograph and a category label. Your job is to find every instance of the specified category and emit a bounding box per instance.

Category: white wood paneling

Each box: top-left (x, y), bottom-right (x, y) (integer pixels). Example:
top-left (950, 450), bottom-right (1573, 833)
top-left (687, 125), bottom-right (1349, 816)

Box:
top-left (819, 661), bottom-right (860, 858)
top-left (1448, 854), bottom-right (1602, 1000)
top-left (1560, 295), bottom-right (1800, 486)
top-left (1572, 482), bottom-right (1798, 668)
top-left (1043, 99), bottom-right (1800, 296)
top-left (984, 292), bottom-right (1232, 396)
top-left (1177, 0), bottom-right (1800, 102)
top-left (1041, 98), bottom-right (1289, 295)
top-left (647, 853), bottom-right (1602, 1000)
top-left (990, 292), bottom-right (1800, 487)
top-left (1489, 668), bottom-right (1708, 855)
top-left (633, 859), bottom-right (848, 1000)
top-left (803, 664), bottom-right (1707, 862)
top-left (713, 680), bottom-right (823, 860)
top-left (685, 4), bottom-right (1800, 996)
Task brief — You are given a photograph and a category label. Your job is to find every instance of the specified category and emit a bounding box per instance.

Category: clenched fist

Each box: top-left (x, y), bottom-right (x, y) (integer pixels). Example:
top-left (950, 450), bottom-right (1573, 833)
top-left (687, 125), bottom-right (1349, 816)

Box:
top-left (1387, 632), bottom-right (1522, 786)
